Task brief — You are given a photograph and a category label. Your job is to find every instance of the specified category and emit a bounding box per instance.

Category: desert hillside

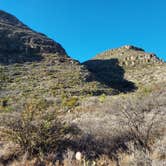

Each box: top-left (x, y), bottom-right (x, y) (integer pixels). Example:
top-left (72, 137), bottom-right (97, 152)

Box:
top-left (0, 11), bottom-right (165, 166)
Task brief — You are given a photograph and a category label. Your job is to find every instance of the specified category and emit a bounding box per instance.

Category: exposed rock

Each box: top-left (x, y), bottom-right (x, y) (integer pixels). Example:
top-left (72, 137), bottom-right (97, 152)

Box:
top-left (93, 45), bottom-right (164, 67)
top-left (0, 10), bottom-right (28, 29)
top-left (0, 10), bottom-right (67, 64)
top-left (122, 45), bottom-right (145, 52)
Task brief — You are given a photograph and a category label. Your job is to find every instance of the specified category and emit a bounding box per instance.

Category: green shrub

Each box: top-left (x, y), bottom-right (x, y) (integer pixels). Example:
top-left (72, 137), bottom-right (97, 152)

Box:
top-left (140, 86), bottom-right (153, 95)
top-left (62, 96), bottom-right (79, 110)
top-left (99, 94), bottom-right (106, 103)
top-left (0, 98), bottom-right (10, 112)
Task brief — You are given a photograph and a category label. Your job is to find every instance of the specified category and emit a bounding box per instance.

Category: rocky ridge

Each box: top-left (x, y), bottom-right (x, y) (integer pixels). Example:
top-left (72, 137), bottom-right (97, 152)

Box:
top-left (84, 45), bottom-right (166, 91)
top-left (0, 10), bottom-right (67, 64)
top-left (94, 45), bottom-right (164, 67)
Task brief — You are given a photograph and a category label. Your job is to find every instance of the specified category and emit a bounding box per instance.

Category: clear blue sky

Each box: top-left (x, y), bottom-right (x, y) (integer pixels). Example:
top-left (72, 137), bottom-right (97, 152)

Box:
top-left (1, 0), bottom-right (166, 62)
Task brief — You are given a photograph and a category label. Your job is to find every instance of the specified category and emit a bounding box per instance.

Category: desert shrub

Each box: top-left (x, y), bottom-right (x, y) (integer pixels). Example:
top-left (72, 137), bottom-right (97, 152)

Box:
top-left (67, 89), bottom-right (166, 163)
top-left (140, 86), bottom-right (153, 95)
top-left (0, 101), bottom-right (79, 157)
top-left (0, 67), bottom-right (13, 86)
top-left (132, 150), bottom-right (152, 166)
top-left (0, 67), bottom-right (7, 90)
top-left (62, 96), bottom-right (79, 111)
top-left (99, 94), bottom-right (106, 103)
top-left (0, 97), bottom-right (15, 113)
top-left (112, 90), bottom-right (166, 151)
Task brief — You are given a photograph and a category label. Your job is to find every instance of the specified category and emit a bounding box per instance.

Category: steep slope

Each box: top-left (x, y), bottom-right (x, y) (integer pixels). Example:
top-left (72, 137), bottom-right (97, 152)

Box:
top-left (84, 45), bottom-right (166, 92)
top-left (0, 10), bottom-right (67, 64)
top-left (0, 10), bottom-right (105, 111)
top-left (0, 10), bottom-right (165, 111)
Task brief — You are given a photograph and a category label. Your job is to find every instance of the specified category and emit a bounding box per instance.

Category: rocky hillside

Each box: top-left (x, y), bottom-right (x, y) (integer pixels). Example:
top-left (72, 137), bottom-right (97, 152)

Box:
top-left (93, 45), bottom-right (164, 66)
top-left (0, 10), bottom-right (67, 64)
top-left (0, 10), bottom-right (111, 111)
top-left (84, 45), bottom-right (166, 91)
top-left (0, 11), bottom-right (166, 166)
top-left (0, 10), bottom-right (165, 110)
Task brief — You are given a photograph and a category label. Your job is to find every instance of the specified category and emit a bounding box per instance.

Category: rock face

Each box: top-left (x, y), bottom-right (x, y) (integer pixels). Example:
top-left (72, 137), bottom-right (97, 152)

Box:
top-left (0, 10), bottom-right (66, 64)
top-left (93, 45), bottom-right (164, 67)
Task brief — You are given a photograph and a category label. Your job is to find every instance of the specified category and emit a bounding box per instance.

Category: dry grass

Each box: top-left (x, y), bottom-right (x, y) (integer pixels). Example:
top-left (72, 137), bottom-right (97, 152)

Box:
top-left (63, 89), bottom-right (166, 165)
top-left (0, 87), bottom-right (165, 165)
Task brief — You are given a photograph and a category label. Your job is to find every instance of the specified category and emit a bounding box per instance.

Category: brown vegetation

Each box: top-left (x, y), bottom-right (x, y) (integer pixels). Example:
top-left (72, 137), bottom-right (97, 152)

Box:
top-left (0, 88), bottom-right (165, 165)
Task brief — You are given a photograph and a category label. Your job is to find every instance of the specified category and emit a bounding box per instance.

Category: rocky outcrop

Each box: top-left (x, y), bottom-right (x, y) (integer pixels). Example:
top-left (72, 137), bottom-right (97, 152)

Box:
top-left (93, 45), bottom-right (164, 67)
top-left (0, 10), bottom-right (28, 29)
top-left (83, 45), bottom-right (166, 92)
top-left (0, 10), bottom-right (67, 64)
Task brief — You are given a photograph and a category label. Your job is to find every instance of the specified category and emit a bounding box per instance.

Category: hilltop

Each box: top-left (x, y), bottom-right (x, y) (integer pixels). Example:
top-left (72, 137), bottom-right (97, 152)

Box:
top-left (93, 45), bottom-right (164, 66)
top-left (0, 10), bottom-right (67, 64)
top-left (84, 45), bottom-right (166, 92)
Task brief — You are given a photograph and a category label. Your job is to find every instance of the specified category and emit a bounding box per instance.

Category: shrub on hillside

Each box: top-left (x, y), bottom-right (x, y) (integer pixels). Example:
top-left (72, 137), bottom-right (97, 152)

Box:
top-left (111, 90), bottom-right (166, 151)
top-left (0, 100), bottom-right (80, 157)
top-left (69, 89), bottom-right (166, 161)
top-left (61, 95), bottom-right (79, 111)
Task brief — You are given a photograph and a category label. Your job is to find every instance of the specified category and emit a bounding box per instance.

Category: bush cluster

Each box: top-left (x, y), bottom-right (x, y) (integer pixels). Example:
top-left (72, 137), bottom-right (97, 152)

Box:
top-left (0, 101), bottom-right (79, 157)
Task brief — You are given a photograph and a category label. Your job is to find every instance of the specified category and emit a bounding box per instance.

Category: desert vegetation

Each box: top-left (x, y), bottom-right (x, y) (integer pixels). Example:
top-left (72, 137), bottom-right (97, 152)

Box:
top-left (0, 85), bottom-right (165, 165)
top-left (0, 10), bottom-right (166, 166)
top-left (0, 49), bottom-right (165, 166)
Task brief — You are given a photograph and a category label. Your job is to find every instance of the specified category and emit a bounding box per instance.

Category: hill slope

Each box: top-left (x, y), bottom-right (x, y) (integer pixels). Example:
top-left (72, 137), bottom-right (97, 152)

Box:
top-left (84, 45), bottom-right (166, 92)
top-left (0, 10), bottom-right (67, 64)
top-left (0, 11), bottom-right (166, 166)
top-left (0, 10), bottom-right (106, 111)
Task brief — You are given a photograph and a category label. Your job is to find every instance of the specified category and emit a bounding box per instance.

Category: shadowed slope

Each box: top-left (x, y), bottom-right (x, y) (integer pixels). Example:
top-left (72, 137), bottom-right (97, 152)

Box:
top-left (84, 58), bottom-right (137, 92)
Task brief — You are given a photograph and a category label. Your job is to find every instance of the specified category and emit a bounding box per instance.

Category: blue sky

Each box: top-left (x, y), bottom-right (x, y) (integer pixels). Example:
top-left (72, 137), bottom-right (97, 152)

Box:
top-left (0, 0), bottom-right (166, 62)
